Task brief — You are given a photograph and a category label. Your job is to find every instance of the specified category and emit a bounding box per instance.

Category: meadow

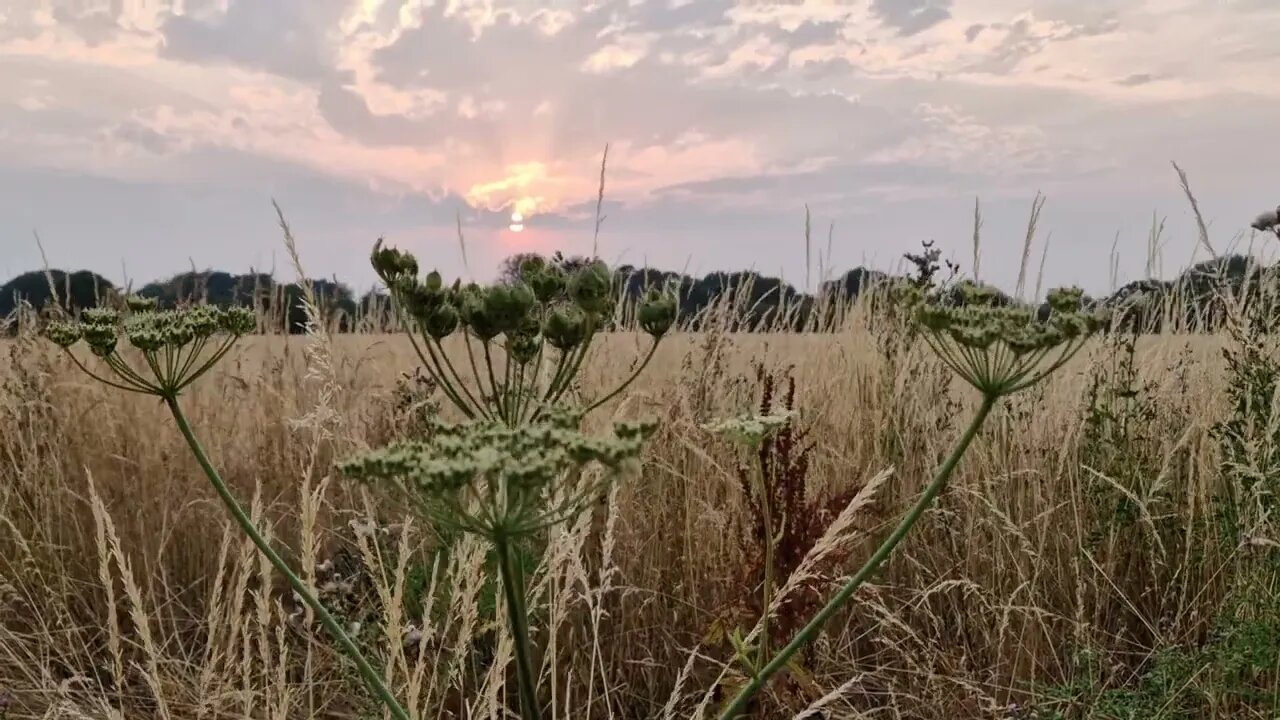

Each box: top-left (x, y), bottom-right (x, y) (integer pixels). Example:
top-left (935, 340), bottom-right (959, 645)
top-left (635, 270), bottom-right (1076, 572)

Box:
top-left (4, 283), bottom-right (1277, 720)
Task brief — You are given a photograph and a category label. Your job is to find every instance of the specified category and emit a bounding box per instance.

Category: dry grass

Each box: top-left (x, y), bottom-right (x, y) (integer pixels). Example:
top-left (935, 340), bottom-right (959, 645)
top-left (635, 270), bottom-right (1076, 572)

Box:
top-left (0, 308), bottom-right (1254, 718)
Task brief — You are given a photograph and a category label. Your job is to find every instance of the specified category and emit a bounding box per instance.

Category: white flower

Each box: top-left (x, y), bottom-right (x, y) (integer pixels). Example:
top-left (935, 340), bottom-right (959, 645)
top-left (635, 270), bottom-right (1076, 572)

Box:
top-left (702, 410), bottom-right (797, 447)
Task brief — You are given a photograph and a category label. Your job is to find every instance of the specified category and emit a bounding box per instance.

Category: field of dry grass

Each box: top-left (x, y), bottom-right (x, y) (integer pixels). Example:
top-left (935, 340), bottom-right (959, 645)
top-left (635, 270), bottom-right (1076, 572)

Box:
top-left (2, 308), bottom-right (1274, 719)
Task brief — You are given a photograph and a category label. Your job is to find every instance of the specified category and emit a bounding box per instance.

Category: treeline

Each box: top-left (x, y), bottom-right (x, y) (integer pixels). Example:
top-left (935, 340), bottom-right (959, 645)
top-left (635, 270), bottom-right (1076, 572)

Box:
top-left (2, 246), bottom-right (1277, 334)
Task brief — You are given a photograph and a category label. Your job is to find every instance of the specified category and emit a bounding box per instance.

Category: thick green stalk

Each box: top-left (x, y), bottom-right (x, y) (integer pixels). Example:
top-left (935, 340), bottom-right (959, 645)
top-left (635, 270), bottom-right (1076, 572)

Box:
top-left (717, 393), bottom-right (998, 720)
top-left (494, 533), bottom-right (542, 720)
top-left (164, 397), bottom-right (412, 720)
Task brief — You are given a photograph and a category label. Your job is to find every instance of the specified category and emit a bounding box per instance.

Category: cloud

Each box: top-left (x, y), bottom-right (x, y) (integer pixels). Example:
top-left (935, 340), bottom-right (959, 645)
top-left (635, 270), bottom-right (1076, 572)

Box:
top-left (1115, 72), bottom-right (1159, 87)
top-left (870, 0), bottom-right (952, 36)
top-left (160, 1), bottom-right (353, 81)
top-left (1, 0), bottom-right (1280, 294)
top-left (102, 119), bottom-right (185, 156)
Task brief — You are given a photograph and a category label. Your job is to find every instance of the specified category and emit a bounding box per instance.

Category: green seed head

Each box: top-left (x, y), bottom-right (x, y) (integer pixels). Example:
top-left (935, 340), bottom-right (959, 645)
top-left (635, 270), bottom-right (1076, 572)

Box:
top-left (81, 322), bottom-right (118, 357)
top-left (167, 317), bottom-right (195, 347)
top-left (45, 321), bottom-right (82, 348)
top-left (424, 270), bottom-right (443, 293)
top-left (519, 255), bottom-right (547, 277)
top-left (186, 305), bottom-right (222, 338)
top-left (527, 264), bottom-right (567, 304)
top-left (955, 281), bottom-right (1004, 308)
top-left (370, 238), bottom-right (419, 283)
top-left (424, 302), bottom-right (460, 339)
top-left (460, 291), bottom-right (500, 342)
top-left (400, 277), bottom-right (445, 320)
top-left (484, 283), bottom-right (536, 334)
top-left (507, 331), bottom-right (542, 365)
top-left (889, 283), bottom-right (925, 310)
top-left (221, 306), bottom-right (256, 335)
top-left (568, 260), bottom-right (613, 315)
top-left (124, 313), bottom-right (166, 352)
top-left (948, 324), bottom-right (998, 350)
top-left (638, 289), bottom-right (677, 337)
top-left (1046, 286), bottom-right (1085, 314)
top-left (82, 307), bottom-right (119, 326)
top-left (543, 305), bottom-right (587, 350)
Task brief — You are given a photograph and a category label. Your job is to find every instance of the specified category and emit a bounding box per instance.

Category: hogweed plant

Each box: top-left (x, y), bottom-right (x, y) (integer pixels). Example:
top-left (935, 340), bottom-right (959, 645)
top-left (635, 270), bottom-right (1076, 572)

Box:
top-left (715, 283), bottom-right (1105, 719)
top-left (338, 241), bottom-right (674, 720)
top-left (43, 298), bottom-right (415, 720)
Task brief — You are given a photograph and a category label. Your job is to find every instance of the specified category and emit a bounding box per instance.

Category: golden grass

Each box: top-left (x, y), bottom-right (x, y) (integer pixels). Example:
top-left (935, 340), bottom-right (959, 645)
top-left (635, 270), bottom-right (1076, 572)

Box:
top-left (0, 323), bottom-right (1246, 718)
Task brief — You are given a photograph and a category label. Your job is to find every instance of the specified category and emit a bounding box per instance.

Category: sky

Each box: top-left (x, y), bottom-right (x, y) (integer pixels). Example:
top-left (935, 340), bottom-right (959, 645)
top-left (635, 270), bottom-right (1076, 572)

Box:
top-left (2, 0), bottom-right (1279, 298)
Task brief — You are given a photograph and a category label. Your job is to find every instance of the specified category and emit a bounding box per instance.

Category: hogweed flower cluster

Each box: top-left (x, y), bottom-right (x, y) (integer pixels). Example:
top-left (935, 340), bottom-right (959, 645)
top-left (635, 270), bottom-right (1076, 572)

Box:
top-left (703, 410), bottom-right (797, 449)
top-left (912, 283), bottom-right (1105, 398)
top-left (370, 240), bottom-right (677, 427)
top-left (341, 410), bottom-right (655, 537)
top-left (45, 298), bottom-right (255, 398)
top-left (354, 241), bottom-right (674, 720)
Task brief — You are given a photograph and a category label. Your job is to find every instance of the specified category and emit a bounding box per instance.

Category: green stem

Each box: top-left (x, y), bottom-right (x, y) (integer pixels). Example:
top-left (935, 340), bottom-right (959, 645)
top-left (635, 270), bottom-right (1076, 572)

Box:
top-left (717, 393), bottom-right (998, 720)
top-left (494, 533), bottom-right (542, 720)
top-left (163, 397), bottom-right (411, 720)
top-left (483, 342), bottom-right (505, 423)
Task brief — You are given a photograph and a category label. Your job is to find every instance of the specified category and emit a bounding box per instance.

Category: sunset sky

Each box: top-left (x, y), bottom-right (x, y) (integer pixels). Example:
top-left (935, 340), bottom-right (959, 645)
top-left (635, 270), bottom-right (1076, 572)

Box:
top-left (2, 0), bottom-right (1279, 296)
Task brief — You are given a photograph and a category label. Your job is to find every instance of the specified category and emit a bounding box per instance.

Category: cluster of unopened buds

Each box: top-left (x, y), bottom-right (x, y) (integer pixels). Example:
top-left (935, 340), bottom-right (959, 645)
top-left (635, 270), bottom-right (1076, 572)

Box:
top-left (44, 296), bottom-right (256, 397)
top-left (369, 240), bottom-right (676, 425)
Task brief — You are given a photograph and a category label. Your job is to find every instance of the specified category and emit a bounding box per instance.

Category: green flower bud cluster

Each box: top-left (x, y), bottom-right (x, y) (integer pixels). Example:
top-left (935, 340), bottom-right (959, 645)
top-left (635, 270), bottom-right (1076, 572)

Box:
top-left (638, 289), bottom-right (678, 338)
top-left (371, 240), bottom-right (676, 426)
top-left (44, 298), bottom-right (255, 397)
top-left (914, 285), bottom-right (1106, 397)
top-left (383, 250), bottom-right (637, 350)
top-left (339, 413), bottom-right (657, 535)
top-left (370, 238), bottom-right (419, 284)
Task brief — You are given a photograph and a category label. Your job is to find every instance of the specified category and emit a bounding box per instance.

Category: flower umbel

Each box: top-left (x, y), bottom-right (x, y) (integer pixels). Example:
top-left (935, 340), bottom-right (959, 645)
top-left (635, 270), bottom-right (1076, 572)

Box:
top-left (372, 240), bottom-right (676, 426)
top-left (340, 413), bottom-right (656, 537)
top-left (916, 285), bottom-right (1105, 397)
top-left (44, 300), bottom-right (255, 398)
top-left (702, 410), bottom-right (797, 449)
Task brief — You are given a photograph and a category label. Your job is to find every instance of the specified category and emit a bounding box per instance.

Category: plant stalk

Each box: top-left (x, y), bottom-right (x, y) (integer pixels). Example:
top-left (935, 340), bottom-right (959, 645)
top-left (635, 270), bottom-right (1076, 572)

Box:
top-left (164, 397), bottom-right (411, 720)
top-left (495, 532), bottom-right (543, 720)
top-left (755, 464), bottom-right (775, 672)
top-left (717, 393), bottom-right (998, 719)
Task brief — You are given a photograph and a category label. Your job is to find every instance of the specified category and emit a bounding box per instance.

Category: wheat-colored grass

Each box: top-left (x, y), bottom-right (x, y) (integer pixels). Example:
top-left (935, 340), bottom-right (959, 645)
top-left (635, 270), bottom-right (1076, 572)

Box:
top-left (0, 307), bottom-right (1248, 718)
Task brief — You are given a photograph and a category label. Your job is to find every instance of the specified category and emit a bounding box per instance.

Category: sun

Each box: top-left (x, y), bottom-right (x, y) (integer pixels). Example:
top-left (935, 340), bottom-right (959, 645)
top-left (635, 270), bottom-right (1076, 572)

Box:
top-left (509, 211), bottom-right (524, 233)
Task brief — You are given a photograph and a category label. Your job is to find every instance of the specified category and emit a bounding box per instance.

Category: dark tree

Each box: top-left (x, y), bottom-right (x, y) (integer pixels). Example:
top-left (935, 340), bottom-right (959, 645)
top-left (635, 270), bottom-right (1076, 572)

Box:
top-left (0, 270), bottom-right (115, 317)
